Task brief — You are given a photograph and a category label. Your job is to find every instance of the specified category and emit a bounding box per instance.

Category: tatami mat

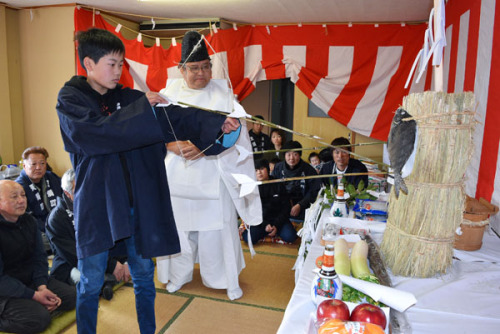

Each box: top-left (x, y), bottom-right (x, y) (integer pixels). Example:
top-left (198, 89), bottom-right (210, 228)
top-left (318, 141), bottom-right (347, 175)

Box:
top-left (242, 239), bottom-right (301, 257)
top-left (61, 240), bottom-right (297, 333)
top-left (160, 297), bottom-right (284, 334)
top-left (156, 251), bottom-right (296, 310)
top-left (61, 287), bottom-right (188, 334)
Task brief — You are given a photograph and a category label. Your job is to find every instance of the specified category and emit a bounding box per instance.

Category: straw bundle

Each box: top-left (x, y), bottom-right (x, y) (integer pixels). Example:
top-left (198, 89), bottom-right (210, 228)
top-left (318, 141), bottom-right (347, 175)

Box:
top-left (380, 91), bottom-right (476, 277)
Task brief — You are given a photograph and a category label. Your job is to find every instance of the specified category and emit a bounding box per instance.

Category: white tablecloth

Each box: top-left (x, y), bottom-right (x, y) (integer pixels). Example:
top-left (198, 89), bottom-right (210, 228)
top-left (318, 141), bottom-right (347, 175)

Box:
top-left (277, 214), bottom-right (500, 334)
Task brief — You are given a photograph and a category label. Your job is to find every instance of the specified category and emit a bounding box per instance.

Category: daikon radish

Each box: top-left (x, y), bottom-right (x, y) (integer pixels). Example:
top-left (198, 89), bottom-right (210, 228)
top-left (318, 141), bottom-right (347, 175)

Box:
top-left (350, 240), bottom-right (371, 279)
top-left (334, 238), bottom-right (351, 276)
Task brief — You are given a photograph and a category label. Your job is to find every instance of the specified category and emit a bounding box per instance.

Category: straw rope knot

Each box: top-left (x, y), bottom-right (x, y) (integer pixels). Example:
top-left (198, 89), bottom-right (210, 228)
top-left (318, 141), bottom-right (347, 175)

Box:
top-left (404, 180), bottom-right (463, 188)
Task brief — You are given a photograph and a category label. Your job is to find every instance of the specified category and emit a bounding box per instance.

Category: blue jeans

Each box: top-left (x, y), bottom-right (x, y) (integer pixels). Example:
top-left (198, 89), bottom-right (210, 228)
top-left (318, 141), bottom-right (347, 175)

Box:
top-left (243, 221), bottom-right (298, 243)
top-left (76, 235), bottom-right (156, 334)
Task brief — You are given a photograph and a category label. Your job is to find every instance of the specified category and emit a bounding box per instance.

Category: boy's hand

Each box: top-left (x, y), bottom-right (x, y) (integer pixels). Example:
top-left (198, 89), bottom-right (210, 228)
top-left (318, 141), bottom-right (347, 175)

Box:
top-left (146, 92), bottom-right (169, 106)
top-left (222, 117), bottom-right (240, 133)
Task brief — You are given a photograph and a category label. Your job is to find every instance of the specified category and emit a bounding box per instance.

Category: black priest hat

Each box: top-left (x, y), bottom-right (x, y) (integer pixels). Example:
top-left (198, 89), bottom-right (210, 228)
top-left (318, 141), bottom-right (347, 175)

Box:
top-left (180, 31), bottom-right (210, 64)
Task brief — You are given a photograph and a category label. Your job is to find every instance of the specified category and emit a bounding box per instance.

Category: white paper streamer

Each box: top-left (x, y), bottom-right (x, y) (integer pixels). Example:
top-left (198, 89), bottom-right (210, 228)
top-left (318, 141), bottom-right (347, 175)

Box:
top-left (339, 274), bottom-right (417, 312)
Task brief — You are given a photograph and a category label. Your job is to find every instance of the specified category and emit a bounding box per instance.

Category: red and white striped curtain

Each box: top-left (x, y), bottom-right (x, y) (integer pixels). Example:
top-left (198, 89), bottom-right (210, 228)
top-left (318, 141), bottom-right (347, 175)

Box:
top-left (74, 7), bottom-right (425, 141)
top-left (442, 0), bottom-right (499, 229)
top-left (74, 0), bottom-right (499, 227)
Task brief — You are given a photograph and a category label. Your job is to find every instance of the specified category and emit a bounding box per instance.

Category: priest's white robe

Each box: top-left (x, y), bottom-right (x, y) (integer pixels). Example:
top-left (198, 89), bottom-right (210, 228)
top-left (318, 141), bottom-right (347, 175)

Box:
top-left (156, 79), bottom-right (262, 293)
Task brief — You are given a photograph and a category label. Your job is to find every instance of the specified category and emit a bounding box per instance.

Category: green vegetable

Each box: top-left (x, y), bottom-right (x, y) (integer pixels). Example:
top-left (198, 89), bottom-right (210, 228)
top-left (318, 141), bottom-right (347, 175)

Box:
top-left (342, 276), bottom-right (385, 307)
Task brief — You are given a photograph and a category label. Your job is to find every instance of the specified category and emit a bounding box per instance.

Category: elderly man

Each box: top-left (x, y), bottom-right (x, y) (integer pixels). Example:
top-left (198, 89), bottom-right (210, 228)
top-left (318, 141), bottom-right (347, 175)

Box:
top-left (319, 137), bottom-right (368, 189)
top-left (15, 147), bottom-right (62, 233)
top-left (0, 180), bottom-right (76, 334)
top-left (156, 30), bottom-right (261, 300)
top-left (46, 169), bottom-right (130, 300)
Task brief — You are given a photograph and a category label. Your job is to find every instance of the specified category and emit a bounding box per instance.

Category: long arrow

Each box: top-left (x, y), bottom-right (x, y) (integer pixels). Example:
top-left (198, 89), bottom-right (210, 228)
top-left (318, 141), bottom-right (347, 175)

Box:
top-left (158, 96), bottom-right (388, 168)
top-left (159, 96), bottom-right (324, 141)
top-left (233, 171), bottom-right (388, 197)
top-left (257, 142), bottom-right (384, 155)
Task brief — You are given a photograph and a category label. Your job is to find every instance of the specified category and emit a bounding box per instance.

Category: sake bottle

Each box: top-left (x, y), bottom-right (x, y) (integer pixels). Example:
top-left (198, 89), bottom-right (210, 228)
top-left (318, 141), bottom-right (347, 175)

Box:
top-left (330, 179), bottom-right (348, 217)
top-left (311, 244), bottom-right (343, 304)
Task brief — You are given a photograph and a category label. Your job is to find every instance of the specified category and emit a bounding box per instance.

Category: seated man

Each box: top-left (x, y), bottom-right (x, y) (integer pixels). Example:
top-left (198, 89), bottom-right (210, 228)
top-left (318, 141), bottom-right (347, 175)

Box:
top-left (319, 137), bottom-right (368, 189)
top-left (16, 146), bottom-right (62, 253)
top-left (46, 169), bottom-right (130, 301)
top-left (0, 180), bottom-right (76, 334)
top-left (271, 141), bottom-right (321, 220)
top-left (242, 159), bottom-right (297, 244)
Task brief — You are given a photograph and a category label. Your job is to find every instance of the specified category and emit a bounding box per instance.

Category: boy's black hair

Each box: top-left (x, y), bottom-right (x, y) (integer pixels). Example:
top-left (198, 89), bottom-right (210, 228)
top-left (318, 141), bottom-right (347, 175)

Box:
top-left (254, 159), bottom-right (270, 172)
top-left (308, 152), bottom-right (319, 162)
top-left (254, 115), bottom-right (264, 120)
top-left (330, 137), bottom-right (352, 152)
top-left (319, 148), bottom-right (333, 162)
top-left (76, 28), bottom-right (125, 71)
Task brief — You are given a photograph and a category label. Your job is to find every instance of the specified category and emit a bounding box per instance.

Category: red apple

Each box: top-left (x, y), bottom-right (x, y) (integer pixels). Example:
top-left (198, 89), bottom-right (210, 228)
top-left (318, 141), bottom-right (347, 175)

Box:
top-left (316, 299), bottom-right (350, 322)
top-left (350, 303), bottom-right (387, 329)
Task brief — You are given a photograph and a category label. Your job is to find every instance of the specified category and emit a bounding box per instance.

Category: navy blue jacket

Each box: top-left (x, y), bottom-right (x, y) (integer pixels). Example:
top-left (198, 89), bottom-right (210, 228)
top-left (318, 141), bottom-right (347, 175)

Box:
top-left (319, 158), bottom-right (369, 189)
top-left (16, 169), bottom-right (62, 232)
top-left (56, 76), bottom-right (231, 259)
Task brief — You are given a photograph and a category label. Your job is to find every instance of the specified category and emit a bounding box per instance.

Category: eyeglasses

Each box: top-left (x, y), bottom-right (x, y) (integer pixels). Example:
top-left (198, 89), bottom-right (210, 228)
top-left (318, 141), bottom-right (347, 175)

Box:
top-left (184, 63), bottom-right (212, 73)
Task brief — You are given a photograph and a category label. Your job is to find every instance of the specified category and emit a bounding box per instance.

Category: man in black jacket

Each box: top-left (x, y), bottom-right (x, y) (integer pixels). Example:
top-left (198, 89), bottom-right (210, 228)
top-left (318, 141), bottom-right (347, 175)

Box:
top-left (271, 141), bottom-right (321, 220)
top-left (0, 180), bottom-right (76, 334)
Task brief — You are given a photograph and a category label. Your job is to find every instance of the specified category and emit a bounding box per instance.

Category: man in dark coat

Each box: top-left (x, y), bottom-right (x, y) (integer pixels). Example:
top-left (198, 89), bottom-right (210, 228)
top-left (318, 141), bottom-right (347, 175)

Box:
top-left (56, 28), bottom-right (240, 334)
top-left (0, 180), bottom-right (76, 334)
top-left (319, 137), bottom-right (369, 189)
top-left (16, 146), bottom-right (62, 253)
top-left (271, 140), bottom-right (321, 220)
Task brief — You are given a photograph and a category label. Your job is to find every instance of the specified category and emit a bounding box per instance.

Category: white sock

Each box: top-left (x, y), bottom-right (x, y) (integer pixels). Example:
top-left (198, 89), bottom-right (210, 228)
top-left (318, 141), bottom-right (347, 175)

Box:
top-left (166, 281), bottom-right (182, 293)
top-left (227, 287), bottom-right (243, 300)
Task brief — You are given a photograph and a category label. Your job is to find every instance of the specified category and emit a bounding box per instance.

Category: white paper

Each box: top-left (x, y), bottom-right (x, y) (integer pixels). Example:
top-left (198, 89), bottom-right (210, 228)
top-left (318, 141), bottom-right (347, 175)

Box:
top-left (338, 274), bottom-right (417, 312)
top-left (325, 217), bottom-right (386, 234)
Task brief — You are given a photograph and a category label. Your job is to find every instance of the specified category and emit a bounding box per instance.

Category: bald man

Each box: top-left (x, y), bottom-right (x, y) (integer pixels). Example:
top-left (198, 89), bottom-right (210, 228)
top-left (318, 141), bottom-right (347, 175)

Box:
top-left (0, 180), bottom-right (75, 334)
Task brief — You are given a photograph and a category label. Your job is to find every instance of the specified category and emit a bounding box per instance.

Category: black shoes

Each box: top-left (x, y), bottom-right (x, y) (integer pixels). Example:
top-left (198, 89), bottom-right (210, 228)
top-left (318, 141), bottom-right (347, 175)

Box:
top-left (101, 282), bottom-right (114, 300)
